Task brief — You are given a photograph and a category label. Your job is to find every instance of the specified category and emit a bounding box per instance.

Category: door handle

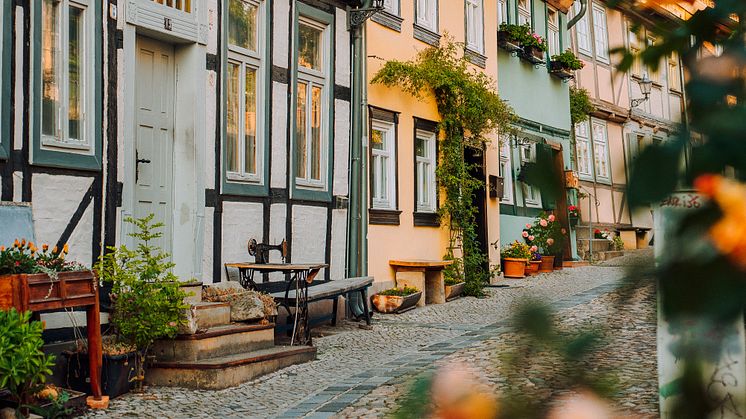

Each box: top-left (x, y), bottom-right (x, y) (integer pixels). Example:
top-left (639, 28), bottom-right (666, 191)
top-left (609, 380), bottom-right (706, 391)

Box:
top-left (137, 158), bottom-right (151, 164)
top-left (136, 151), bottom-right (151, 183)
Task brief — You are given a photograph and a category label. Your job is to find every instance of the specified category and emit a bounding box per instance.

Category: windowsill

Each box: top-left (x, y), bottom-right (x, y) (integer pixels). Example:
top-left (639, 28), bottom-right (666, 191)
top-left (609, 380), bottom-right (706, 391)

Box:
top-left (595, 177), bottom-right (612, 186)
top-left (578, 49), bottom-right (593, 59)
top-left (226, 173), bottom-right (263, 184)
top-left (464, 48), bottom-right (487, 68)
top-left (413, 24), bottom-right (440, 47)
top-left (369, 208), bottom-right (402, 225)
top-left (371, 10), bottom-right (403, 32)
top-left (41, 138), bottom-right (91, 152)
top-left (296, 179), bottom-right (326, 190)
top-left (524, 202), bottom-right (542, 209)
top-left (413, 211), bottom-right (439, 227)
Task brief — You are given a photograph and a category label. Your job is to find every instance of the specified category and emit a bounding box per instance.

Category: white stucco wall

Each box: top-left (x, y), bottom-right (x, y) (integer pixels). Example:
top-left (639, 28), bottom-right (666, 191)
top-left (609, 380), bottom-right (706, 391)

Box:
top-left (221, 202), bottom-right (264, 280)
top-left (334, 9), bottom-right (350, 88)
top-left (273, 0), bottom-right (290, 67)
top-left (271, 82), bottom-right (288, 189)
top-left (202, 207), bottom-right (214, 283)
top-left (330, 208), bottom-right (347, 280)
top-left (333, 99), bottom-right (350, 197)
top-left (291, 205), bottom-right (328, 278)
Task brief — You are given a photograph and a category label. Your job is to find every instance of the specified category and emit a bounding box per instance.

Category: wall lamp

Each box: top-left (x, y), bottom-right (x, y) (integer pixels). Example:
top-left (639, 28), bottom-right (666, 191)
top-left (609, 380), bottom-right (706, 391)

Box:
top-left (630, 72), bottom-right (653, 108)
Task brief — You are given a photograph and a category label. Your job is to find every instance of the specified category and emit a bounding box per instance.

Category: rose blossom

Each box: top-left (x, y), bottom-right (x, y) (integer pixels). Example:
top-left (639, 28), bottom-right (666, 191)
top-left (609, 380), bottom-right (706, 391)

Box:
top-left (522, 231), bottom-right (529, 238)
top-left (548, 214), bottom-right (556, 222)
top-left (525, 223), bottom-right (532, 229)
top-left (540, 219), bottom-right (548, 227)
top-left (547, 238), bottom-right (555, 246)
top-left (528, 235), bottom-right (535, 241)
top-left (530, 245), bottom-right (538, 252)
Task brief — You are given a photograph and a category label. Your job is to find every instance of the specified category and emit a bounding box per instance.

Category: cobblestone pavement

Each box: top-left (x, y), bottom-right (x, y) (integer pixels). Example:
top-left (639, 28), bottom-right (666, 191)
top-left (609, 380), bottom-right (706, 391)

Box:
top-left (88, 250), bottom-right (654, 419)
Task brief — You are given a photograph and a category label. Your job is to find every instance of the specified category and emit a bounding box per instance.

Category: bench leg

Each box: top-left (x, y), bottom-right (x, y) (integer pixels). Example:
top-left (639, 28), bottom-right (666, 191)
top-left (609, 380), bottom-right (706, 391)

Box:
top-left (331, 296), bottom-right (338, 326)
top-left (361, 288), bottom-right (372, 326)
top-left (425, 270), bottom-right (446, 304)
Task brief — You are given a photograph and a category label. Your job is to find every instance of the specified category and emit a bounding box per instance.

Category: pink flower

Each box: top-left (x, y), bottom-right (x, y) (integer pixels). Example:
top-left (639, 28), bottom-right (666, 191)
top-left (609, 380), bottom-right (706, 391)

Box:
top-left (540, 219), bottom-right (548, 227)
top-left (522, 231), bottom-right (529, 238)
top-left (528, 235), bottom-right (535, 241)
top-left (547, 238), bottom-right (555, 246)
top-left (548, 214), bottom-right (556, 222)
top-left (561, 228), bottom-right (567, 234)
top-left (525, 223), bottom-right (532, 229)
top-left (530, 245), bottom-right (538, 252)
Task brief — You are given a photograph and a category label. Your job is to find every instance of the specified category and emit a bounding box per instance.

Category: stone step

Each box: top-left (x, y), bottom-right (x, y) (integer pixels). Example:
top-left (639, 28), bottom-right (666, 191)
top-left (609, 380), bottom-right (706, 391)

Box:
top-left (595, 250), bottom-right (625, 261)
top-left (180, 281), bottom-right (203, 305)
top-left (152, 323), bottom-right (276, 362)
top-left (147, 345), bottom-right (317, 390)
top-left (562, 260), bottom-right (590, 268)
top-left (178, 302), bottom-right (231, 334)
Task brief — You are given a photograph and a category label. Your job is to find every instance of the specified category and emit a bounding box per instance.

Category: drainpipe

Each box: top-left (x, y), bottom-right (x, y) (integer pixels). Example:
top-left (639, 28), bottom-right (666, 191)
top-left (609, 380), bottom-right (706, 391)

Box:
top-left (567, 0), bottom-right (587, 30)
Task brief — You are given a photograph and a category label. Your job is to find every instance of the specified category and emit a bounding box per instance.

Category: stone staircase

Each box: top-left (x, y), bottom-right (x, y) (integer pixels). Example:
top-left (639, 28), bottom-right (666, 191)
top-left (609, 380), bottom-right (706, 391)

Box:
top-left (146, 283), bottom-right (316, 390)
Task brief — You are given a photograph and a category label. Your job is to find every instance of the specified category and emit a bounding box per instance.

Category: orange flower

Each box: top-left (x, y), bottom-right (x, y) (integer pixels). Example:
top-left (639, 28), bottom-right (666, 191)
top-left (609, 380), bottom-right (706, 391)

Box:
top-left (52, 246), bottom-right (58, 254)
top-left (63, 243), bottom-right (69, 254)
top-left (695, 174), bottom-right (746, 270)
top-left (20, 239), bottom-right (26, 247)
top-left (14, 239), bottom-right (20, 248)
top-left (0, 246), bottom-right (5, 252)
top-left (42, 244), bottom-right (49, 252)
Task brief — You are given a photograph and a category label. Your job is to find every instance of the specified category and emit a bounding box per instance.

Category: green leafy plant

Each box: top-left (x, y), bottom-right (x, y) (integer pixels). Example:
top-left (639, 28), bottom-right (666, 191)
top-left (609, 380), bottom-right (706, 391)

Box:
top-left (378, 286), bottom-right (420, 297)
top-left (444, 276), bottom-right (463, 286)
top-left (373, 37), bottom-right (515, 297)
top-left (500, 241), bottom-right (532, 260)
top-left (569, 86), bottom-right (595, 126)
top-left (529, 213), bottom-right (566, 256)
top-left (28, 387), bottom-right (74, 419)
top-left (498, 23), bottom-right (547, 51)
top-left (551, 49), bottom-right (584, 70)
top-left (612, 235), bottom-right (625, 252)
top-left (96, 214), bottom-right (188, 391)
top-left (0, 240), bottom-right (84, 275)
top-left (0, 309), bottom-right (56, 407)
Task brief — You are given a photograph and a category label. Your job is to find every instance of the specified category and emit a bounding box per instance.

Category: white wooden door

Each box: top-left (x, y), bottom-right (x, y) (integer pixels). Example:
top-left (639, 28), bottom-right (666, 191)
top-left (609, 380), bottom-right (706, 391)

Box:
top-left (134, 37), bottom-right (174, 255)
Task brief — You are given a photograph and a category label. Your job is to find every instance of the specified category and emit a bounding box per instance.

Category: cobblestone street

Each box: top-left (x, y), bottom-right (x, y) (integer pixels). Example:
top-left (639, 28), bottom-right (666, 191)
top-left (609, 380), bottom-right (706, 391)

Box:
top-left (89, 250), bottom-right (656, 419)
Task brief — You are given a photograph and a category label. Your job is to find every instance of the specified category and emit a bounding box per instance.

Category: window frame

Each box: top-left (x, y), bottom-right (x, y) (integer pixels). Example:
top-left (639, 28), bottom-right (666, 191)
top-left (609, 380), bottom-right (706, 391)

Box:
top-left (517, 0), bottom-right (531, 26)
top-left (591, 4), bottom-right (609, 63)
top-left (591, 119), bottom-right (611, 183)
top-left (668, 52), bottom-right (682, 92)
top-left (573, 2), bottom-right (592, 57)
top-left (290, 4), bottom-right (334, 202)
top-left (31, 0), bottom-right (102, 170)
top-left (520, 143), bottom-right (542, 208)
top-left (415, 0), bottom-right (438, 32)
top-left (383, 0), bottom-right (400, 15)
top-left (497, 0), bottom-right (508, 25)
top-left (221, 0), bottom-right (270, 196)
top-left (370, 119), bottom-right (398, 211)
top-left (0, 0), bottom-right (11, 161)
top-left (547, 6), bottom-right (560, 57)
top-left (498, 141), bottom-right (514, 205)
top-left (574, 120), bottom-right (593, 180)
top-left (414, 128), bottom-right (437, 214)
top-left (465, 0), bottom-right (485, 54)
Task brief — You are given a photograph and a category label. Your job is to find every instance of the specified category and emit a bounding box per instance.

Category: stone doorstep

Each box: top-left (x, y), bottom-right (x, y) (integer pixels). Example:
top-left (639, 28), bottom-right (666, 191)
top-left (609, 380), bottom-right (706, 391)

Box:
top-left (180, 283), bottom-right (203, 305)
top-left (146, 345), bottom-right (317, 390)
top-left (562, 260), bottom-right (590, 268)
top-left (151, 323), bottom-right (276, 362)
top-left (595, 250), bottom-right (625, 261)
top-left (179, 302), bottom-right (231, 334)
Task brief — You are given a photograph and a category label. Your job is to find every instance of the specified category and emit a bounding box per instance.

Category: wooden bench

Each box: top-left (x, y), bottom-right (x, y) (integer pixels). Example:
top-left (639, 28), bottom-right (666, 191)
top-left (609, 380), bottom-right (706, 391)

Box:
top-left (389, 260), bottom-right (453, 308)
top-left (224, 266), bottom-right (373, 327)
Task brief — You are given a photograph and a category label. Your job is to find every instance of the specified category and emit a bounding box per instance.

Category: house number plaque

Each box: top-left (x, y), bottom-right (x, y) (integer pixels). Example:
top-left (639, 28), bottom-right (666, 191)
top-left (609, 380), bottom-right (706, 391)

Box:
top-left (164, 17), bottom-right (172, 31)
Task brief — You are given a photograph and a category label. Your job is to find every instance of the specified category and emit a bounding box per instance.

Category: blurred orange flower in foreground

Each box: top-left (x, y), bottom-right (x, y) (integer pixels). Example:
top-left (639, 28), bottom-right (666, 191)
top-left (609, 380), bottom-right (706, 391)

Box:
top-left (694, 174), bottom-right (746, 270)
top-left (431, 362), bottom-right (499, 419)
top-left (547, 391), bottom-right (614, 419)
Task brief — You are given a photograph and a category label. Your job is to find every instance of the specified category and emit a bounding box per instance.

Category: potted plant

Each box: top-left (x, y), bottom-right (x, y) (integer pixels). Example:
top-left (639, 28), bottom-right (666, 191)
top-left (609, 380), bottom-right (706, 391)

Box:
top-left (497, 23), bottom-right (527, 53)
top-left (568, 205), bottom-right (580, 226)
top-left (371, 286), bottom-right (422, 313)
top-left (94, 215), bottom-right (188, 393)
top-left (444, 276), bottom-right (466, 301)
top-left (531, 213), bottom-right (567, 272)
top-left (500, 241), bottom-right (531, 278)
top-left (550, 49), bottom-right (584, 79)
top-left (520, 31), bottom-right (548, 64)
top-left (0, 308), bottom-right (56, 416)
top-left (527, 249), bottom-right (542, 276)
top-left (63, 337), bottom-right (138, 399)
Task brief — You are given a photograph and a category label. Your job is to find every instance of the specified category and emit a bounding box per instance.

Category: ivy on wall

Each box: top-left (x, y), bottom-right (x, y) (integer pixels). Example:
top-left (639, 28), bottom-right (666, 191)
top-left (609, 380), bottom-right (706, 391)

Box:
top-left (372, 38), bottom-right (515, 296)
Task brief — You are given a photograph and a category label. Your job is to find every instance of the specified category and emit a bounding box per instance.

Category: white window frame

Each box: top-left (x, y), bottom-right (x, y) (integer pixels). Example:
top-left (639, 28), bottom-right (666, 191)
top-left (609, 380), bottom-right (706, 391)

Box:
top-left (517, 0), bottom-right (531, 26)
top-left (416, 0), bottom-right (437, 32)
top-left (547, 6), bottom-right (560, 57)
top-left (383, 0), bottom-right (399, 15)
top-left (151, 0), bottom-right (192, 14)
top-left (370, 120), bottom-right (397, 210)
top-left (226, 0), bottom-right (265, 183)
top-left (592, 4), bottom-right (609, 63)
top-left (497, 0), bottom-right (507, 25)
top-left (466, 0), bottom-right (484, 54)
top-left (574, 121), bottom-right (593, 179)
top-left (415, 129), bottom-right (437, 213)
top-left (40, 0), bottom-right (94, 153)
top-left (295, 16), bottom-right (330, 189)
top-left (668, 52), bottom-right (681, 91)
top-left (573, 2), bottom-right (591, 56)
top-left (499, 142), bottom-right (514, 205)
top-left (520, 143), bottom-right (541, 208)
top-left (591, 119), bottom-right (611, 183)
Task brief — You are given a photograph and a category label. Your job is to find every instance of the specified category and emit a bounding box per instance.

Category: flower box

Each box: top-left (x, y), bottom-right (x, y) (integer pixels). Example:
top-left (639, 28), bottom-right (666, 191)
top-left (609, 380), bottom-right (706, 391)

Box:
top-left (549, 61), bottom-right (575, 80)
top-left (497, 31), bottom-right (522, 53)
top-left (63, 350), bottom-right (137, 399)
top-left (502, 258), bottom-right (528, 278)
top-left (0, 271), bottom-right (97, 312)
top-left (521, 46), bottom-right (545, 65)
top-left (444, 282), bottom-right (465, 301)
top-left (371, 291), bottom-right (422, 314)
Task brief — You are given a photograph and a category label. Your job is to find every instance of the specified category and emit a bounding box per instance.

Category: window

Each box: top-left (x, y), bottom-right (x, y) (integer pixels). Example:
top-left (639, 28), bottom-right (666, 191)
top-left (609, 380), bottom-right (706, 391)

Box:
top-left (416, 0), bottom-right (437, 32)
top-left (415, 129), bottom-right (437, 213)
top-left (575, 121), bottom-right (592, 178)
top-left (520, 143), bottom-right (541, 207)
top-left (628, 21), bottom-right (642, 76)
top-left (591, 120), bottom-right (610, 181)
top-left (370, 120), bottom-right (397, 210)
top-left (573, 2), bottom-right (591, 55)
top-left (39, 0), bottom-right (96, 153)
top-left (497, 0), bottom-right (507, 24)
top-left (668, 52), bottom-right (681, 91)
top-left (547, 7), bottom-right (560, 57)
top-left (152, 0), bottom-right (191, 13)
top-left (646, 37), bottom-right (661, 84)
top-left (499, 142), bottom-right (513, 204)
top-left (465, 0), bottom-right (484, 53)
top-left (383, 0), bottom-right (399, 15)
top-left (592, 5), bottom-right (609, 62)
top-left (517, 0), bottom-right (531, 26)
top-left (295, 17), bottom-right (329, 189)
top-left (226, 0), bottom-right (264, 182)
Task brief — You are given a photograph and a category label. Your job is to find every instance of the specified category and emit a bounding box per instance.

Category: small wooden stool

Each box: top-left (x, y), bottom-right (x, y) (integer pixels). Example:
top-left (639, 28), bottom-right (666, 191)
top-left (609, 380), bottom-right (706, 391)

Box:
top-left (389, 260), bottom-right (453, 307)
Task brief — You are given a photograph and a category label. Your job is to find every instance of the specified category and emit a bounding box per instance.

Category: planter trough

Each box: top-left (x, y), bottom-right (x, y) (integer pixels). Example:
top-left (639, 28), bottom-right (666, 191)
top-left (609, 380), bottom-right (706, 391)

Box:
top-left (444, 282), bottom-right (465, 301)
top-left (63, 351), bottom-right (138, 399)
top-left (371, 291), bottom-right (422, 314)
top-left (549, 61), bottom-right (575, 80)
top-left (521, 46), bottom-right (545, 65)
top-left (497, 31), bottom-right (522, 53)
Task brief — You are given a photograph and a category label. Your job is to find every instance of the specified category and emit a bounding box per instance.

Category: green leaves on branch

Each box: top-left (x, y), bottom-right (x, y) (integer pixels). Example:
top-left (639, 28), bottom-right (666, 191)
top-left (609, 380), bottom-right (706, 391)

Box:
top-left (569, 86), bottom-right (594, 126)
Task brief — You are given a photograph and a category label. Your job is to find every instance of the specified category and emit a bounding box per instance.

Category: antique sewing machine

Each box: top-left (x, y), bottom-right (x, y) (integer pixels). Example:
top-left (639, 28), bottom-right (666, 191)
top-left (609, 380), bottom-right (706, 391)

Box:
top-left (247, 238), bottom-right (288, 264)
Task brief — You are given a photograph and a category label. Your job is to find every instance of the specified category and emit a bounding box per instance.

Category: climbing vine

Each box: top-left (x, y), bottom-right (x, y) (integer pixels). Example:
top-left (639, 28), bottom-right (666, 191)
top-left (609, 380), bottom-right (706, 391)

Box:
top-left (372, 38), bottom-right (515, 296)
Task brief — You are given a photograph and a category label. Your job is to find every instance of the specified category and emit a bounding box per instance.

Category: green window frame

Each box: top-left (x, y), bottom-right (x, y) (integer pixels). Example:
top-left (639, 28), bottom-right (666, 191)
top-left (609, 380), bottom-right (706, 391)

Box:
top-left (30, 0), bottom-right (102, 170)
top-left (221, 0), bottom-right (271, 196)
top-left (0, 0), bottom-right (12, 160)
top-left (290, 3), bottom-right (335, 202)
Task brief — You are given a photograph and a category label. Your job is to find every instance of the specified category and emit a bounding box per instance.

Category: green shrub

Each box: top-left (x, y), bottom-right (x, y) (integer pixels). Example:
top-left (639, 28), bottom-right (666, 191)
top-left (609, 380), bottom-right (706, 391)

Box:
top-left (0, 309), bottom-right (55, 405)
top-left (378, 287), bottom-right (420, 297)
top-left (551, 49), bottom-right (584, 70)
top-left (444, 276), bottom-right (463, 286)
top-left (501, 241), bottom-right (532, 260)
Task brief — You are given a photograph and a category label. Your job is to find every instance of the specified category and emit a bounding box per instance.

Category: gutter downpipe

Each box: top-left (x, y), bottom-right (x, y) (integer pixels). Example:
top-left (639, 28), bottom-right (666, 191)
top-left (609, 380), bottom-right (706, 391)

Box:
top-left (567, 0), bottom-right (587, 30)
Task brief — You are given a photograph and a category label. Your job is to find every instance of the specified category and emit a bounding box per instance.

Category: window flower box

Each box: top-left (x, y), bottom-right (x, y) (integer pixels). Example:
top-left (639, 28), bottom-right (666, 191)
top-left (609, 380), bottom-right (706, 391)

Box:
top-left (521, 46), bottom-right (546, 65)
top-left (549, 61), bottom-right (575, 80)
top-left (371, 287), bottom-right (421, 313)
top-left (497, 31), bottom-right (522, 53)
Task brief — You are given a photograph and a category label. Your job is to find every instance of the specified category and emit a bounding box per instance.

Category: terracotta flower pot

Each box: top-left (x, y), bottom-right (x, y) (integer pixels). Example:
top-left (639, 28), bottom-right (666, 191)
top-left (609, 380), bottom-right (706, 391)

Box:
top-left (371, 292), bottom-right (422, 314)
top-left (539, 255), bottom-right (555, 273)
top-left (527, 260), bottom-right (541, 275)
top-left (502, 258), bottom-right (528, 278)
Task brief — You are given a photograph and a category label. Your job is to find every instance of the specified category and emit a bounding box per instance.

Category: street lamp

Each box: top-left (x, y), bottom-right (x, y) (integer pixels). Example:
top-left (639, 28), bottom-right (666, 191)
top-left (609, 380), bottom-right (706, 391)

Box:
top-left (630, 72), bottom-right (653, 108)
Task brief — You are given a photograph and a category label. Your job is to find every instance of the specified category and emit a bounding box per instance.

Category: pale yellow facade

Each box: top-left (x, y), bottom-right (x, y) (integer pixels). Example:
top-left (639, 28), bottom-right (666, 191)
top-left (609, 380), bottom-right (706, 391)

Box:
top-left (366, 0), bottom-right (502, 289)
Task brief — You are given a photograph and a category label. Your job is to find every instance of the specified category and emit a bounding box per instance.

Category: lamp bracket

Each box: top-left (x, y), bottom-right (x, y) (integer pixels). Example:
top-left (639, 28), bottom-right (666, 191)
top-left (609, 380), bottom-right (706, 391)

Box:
top-left (348, 5), bottom-right (383, 29)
